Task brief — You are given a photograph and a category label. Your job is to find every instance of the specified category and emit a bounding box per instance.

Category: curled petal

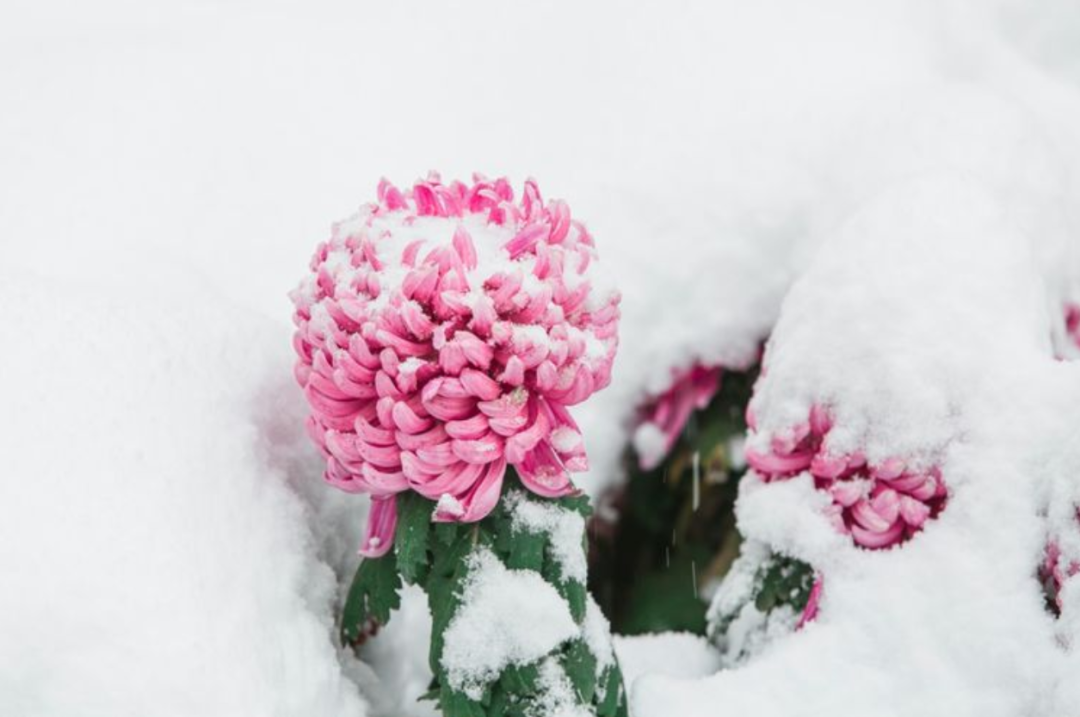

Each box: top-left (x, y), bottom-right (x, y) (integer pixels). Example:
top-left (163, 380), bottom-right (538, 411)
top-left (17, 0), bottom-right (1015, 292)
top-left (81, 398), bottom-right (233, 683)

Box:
top-left (746, 448), bottom-right (813, 477)
top-left (851, 520), bottom-right (905, 549)
top-left (516, 441), bottom-right (578, 498)
top-left (410, 458), bottom-right (484, 499)
top-left (899, 495), bottom-right (931, 528)
top-left (460, 368), bottom-right (502, 400)
top-left (392, 401), bottom-right (433, 434)
top-left (359, 496), bottom-right (398, 557)
top-left (452, 433), bottom-right (505, 464)
top-left (446, 413), bottom-right (490, 440)
top-left (434, 458), bottom-right (507, 523)
top-left (851, 498), bottom-right (897, 534)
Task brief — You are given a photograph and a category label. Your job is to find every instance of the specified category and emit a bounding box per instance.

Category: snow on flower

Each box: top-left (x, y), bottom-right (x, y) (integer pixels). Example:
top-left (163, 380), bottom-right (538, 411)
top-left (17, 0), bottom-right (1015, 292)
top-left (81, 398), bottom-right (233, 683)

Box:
top-left (291, 173), bottom-right (620, 556)
top-left (745, 404), bottom-right (947, 550)
top-left (632, 363), bottom-right (722, 470)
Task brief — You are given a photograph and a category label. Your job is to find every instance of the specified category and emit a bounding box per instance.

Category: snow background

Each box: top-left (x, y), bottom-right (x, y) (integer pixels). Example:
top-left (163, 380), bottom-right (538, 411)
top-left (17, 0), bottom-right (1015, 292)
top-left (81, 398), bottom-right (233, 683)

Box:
top-left (2, 0), bottom-right (1080, 715)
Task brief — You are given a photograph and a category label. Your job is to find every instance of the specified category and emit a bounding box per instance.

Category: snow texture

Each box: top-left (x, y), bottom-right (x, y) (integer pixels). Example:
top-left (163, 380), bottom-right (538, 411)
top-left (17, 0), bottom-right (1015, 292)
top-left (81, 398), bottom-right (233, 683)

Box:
top-left (614, 633), bottom-right (723, 687)
top-left (3, 0), bottom-right (1080, 716)
top-left (440, 548), bottom-right (578, 700)
top-left (0, 272), bottom-right (367, 716)
top-left (506, 491), bottom-right (588, 584)
top-left (529, 658), bottom-right (592, 717)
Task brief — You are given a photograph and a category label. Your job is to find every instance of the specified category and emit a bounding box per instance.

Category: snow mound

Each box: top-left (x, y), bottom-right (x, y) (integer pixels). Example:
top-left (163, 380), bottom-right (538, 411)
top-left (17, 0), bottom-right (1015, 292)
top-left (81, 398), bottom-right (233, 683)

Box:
top-left (614, 633), bottom-right (722, 686)
top-left (0, 270), bottom-right (366, 717)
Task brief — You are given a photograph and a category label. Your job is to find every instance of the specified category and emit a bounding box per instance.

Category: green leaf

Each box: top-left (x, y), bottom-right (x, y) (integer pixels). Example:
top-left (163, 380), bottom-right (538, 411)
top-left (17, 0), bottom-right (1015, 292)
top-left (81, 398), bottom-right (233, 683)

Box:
top-left (435, 521), bottom-right (461, 547)
top-left (486, 686), bottom-right (508, 716)
top-left (440, 687), bottom-right (487, 717)
top-left (597, 661), bottom-right (628, 717)
top-left (428, 528), bottom-right (479, 675)
top-left (340, 551), bottom-right (402, 643)
top-left (556, 492), bottom-right (593, 519)
top-left (505, 528), bottom-right (546, 573)
top-left (396, 492), bottom-right (434, 585)
top-left (418, 684), bottom-right (440, 704)
top-left (555, 578), bottom-right (588, 624)
top-left (561, 639), bottom-right (597, 704)
top-left (499, 662), bottom-right (540, 695)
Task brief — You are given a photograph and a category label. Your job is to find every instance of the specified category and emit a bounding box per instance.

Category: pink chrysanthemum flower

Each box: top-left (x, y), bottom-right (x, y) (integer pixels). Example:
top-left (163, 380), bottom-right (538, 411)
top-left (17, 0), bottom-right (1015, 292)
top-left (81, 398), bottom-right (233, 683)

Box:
top-left (632, 364), bottom-right (722, 470)
top-left (745, 405), bottom-right (947, 549)
top-left (291, 173), bottom-right (620, 556)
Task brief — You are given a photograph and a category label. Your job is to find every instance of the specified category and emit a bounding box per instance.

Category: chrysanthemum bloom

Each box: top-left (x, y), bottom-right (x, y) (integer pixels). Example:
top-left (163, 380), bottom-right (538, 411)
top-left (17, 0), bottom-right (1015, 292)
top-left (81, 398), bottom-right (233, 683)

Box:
top-left (745, 405), bottom-right (947, 549)
top-left (632, 364), bottom-right (721, 470)
top-left (291, 174), bottom-right (620, 556)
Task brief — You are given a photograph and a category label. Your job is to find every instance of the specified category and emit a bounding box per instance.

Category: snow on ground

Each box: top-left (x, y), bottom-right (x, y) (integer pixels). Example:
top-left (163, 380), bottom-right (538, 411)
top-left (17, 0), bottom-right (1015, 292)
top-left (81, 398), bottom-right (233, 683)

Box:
top-left (0, 269), bottom-right (367, 716)
top-left (2, 0), bottom-right (1080, 715)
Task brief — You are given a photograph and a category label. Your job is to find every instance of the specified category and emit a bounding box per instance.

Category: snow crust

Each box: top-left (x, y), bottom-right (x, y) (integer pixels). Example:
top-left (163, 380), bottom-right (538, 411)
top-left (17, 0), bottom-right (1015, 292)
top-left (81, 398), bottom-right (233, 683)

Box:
top-left (0, 271), bottom-right (367, 716)
top-left (3, 0), bottom-right (1080, 716)
top-left (441, 549), bottom-right (578, 699)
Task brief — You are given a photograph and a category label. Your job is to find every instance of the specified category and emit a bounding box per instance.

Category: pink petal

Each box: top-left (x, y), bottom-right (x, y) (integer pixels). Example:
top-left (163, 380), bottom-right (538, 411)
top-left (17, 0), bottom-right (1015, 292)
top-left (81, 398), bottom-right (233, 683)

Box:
top-left (359, 495), bottom-right (398, 558)
top-left (746, 448), bottom-right (813, 477)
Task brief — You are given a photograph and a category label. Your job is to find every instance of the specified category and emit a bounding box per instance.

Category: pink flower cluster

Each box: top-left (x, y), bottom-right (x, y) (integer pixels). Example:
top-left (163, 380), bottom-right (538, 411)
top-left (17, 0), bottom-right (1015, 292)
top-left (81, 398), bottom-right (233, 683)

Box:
top-left (745, 406), bottom-right (947, 549)
top-left (634, 364), bottom-right (721, 470)
top-left (291, 174), bottom-right (619, 556)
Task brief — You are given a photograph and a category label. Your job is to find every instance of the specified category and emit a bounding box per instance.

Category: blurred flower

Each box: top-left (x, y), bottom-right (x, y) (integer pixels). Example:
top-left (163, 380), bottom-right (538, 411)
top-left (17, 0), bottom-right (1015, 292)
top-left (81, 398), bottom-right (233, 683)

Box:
top-left (291, 174), bottom-right (619, 556)
top-left (633, 364), bottom-right (722, 470)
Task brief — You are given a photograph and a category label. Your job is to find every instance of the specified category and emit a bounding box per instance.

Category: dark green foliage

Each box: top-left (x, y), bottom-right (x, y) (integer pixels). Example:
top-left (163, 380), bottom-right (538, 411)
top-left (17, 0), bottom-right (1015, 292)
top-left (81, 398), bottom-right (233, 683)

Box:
top-left (754, 554), bottom-right (815, 614)
top-left (562, 639), bottom-right (598, 703)
top-left (589, 367), bottom-right (758, 636)
top-left (707, 548), bottom-right (815, 647)
top-left (340, 549), bottom-right (402, 645)
top-left (396, 492), bottom-right (434, 584)
top-left (341, 470), bottom-right (627, 716)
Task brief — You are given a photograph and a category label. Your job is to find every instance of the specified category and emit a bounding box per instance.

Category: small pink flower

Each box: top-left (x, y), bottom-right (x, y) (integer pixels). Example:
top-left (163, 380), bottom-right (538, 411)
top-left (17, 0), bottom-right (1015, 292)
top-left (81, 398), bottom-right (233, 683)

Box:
top-left (633, 364), bottom-right (722, 470)
top-left (292, 174), bottom-right (620, 556)
top-left (1066, 303), bottom-right (1080, 351)
top-left (1042, 508), bottom-right (1080, 614)
top-left (745, 405), bottom-right (947, 550)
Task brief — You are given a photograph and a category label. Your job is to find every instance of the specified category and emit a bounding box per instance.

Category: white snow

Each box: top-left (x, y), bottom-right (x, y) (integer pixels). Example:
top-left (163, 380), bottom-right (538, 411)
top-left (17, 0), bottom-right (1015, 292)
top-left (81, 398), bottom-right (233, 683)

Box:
top-left (581, 596), bottom-right (616, 677)
top-left (614, 633), bottom-right (723, 686)
top-left (506, 491), bottom-right (588, 584)
top-left (435, 493), bottom-right (466, 519)
top-left (440, 548), bottom-right (578, 700)
top-left (529, 658), bottom-right (592, 717)
top-left (4, 0), bottom-right (1080, 716)
top-left (0, 271), bottom-right (367, 716)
